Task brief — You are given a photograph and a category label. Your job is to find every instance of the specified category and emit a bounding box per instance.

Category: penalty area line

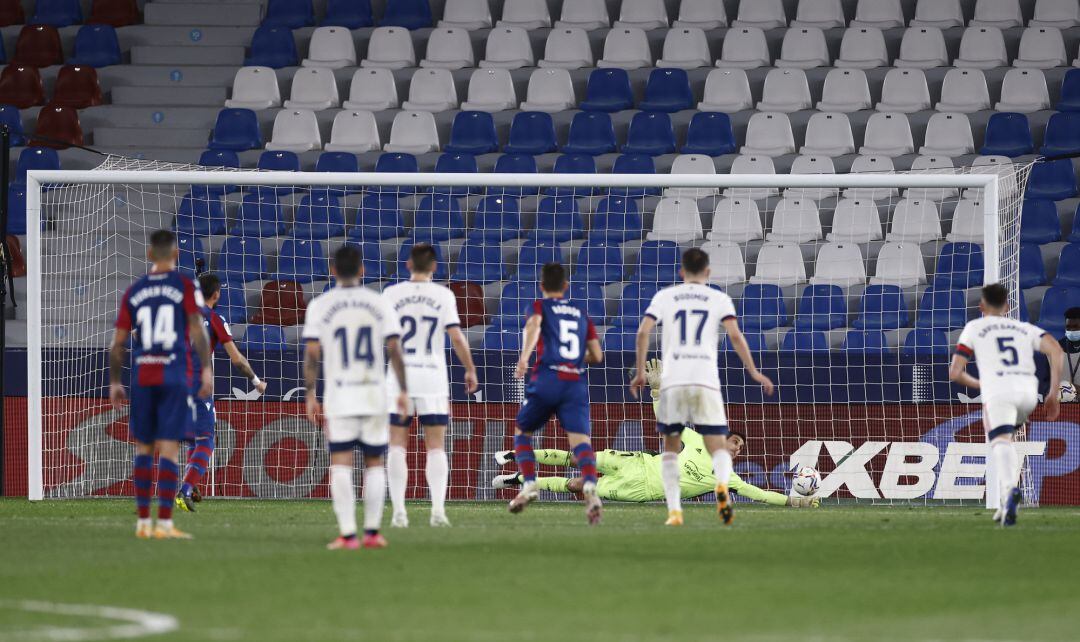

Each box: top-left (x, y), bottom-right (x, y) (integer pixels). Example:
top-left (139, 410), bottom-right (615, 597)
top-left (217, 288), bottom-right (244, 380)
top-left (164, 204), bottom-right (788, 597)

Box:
top-left (0, 599), bottom-right (178, 641)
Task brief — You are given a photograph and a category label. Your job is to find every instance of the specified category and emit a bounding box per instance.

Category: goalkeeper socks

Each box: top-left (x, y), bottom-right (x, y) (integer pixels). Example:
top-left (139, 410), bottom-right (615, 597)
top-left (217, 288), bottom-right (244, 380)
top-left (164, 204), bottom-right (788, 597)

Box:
top-left (661, 452), bottom-right (681, 512)
top-left (712, 449), bottom-right (733, 488)
top-left (387, 446), bottom-right (408, 516)
top-left (181, 440), bottom-right (213, 496)
top-left (363, 465), bottom-right (386, 533)
top-left (514, 434), bottom-right (537, 482)
top-left (425, 448), bottom-right (448, 516)
top-left (991, 439), bottom-right (1020, 508)
top-left (572, 443), bottom-right (598, 485)
top-left (132, 454), bottom-right (154, 520)
top-left (329, 465), bottom-right (357, 537)
top-left (156, 458), bottom-right (180, 521)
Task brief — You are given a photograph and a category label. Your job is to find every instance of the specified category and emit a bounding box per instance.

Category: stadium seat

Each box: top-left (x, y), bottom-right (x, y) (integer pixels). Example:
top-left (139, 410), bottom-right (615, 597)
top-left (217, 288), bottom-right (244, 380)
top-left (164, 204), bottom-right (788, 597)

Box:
top-left (887, 198), bottom-right (941, 243)
top-left (634, 240), bottom-right (681, 284)
top-left (877, 69), bottom-right (931, 113)
top-left (469, 195), bottom-right (521, 242)
top-left (518, 68), bottom-right (572, 112)
top-left (33, 105), bottom-right (81, 149)
top-left (0, 0), bottom-right (23, 26)
top-left (828, 198), bottom-right (881, 244)
top-left (542, 155), bottom-right (595, 196)
top-left (589, 195), bottom-right (642, 243)
top-left (871, 242), bottom-right (926, 287)
top-left (31, 0), bottom-right (82, 26)
top-left (726, 154), bottom-right (779, 201)
top-left (801, 112), bottom-right (855, 156)
top-left (980, 113), bottom-right (1033, 157)
top-left (463, 68), bottom-right (517, 112)
top-left (539, 27), bottom-right (593, 69)
top-left (955, 27), bottom-right (1008, 69)
top-left (562, 112), bottom-right (616, 155)
top-left (946, 198), bottom-right (984, 243)
top-left (580, 68), bottom-right (634, 112)
top-left (1068, 205), bottom-right (1080, 243)
top-left (902, 328), bottom-right (950, 356)
top-left (609, 153), bottom-right (659, 198)
top-left (244, 26), bottom-right (299, 69)
top-left (272, 239), bottom-right (325, 283)
top-left (453, 241), bottom-right (506, 284)
top-left (1026, 158), bottom-right (1079, 200)
top-left (648, 197), bottom-right (702, 243)
top-left (733, 0), bottom-right (785, 29)
top-left (680, 112), bottom-right (735, 156)
top-left (751, 243), bottom-right (806, 287)
top-left (792, 0), bottom-right (844, 28)
top-left (483, 324), bottom-right (523, 351)
top-left (576, 242), bottom-right (623, 285)
top-left (598, 27), bottom-right (652, 69)
top-left (420, 27), bottom-right (474, 70)
top-left (479, 26), bottom-right (534, 69)
top-left (812, 242), bottom-right (866, 287)
top-left (265, 109), bottom-right (321, 152)
top-left (739, 284), bottom-right (789, 331)
top-left (852, 0), bottom-right (903, 27)
top-left (934, 242), bottom-right (984, 289)
top-left (700, 241), bottom-right (746, 287)
top-left (497, 280), bottom-right (542, 325)
top-left (915, 287), bottom-right (967, 330)
top-left (214, 281), bottom-right (248, 324)
top-left (255, 147), bottom-right (299, 191)
top-left (381, 0), bottom-right (432, 29)
top-left (997, 69), bottom-right (1050, 113)
top-left (490, 153), bottom-right (538, 197)
top-left (716, 26), bottom-right (770, 69)
top-left (14, 146), bottom-right (59, 186)
top-left (912, 0), bottom-right (962, 27)
top-left (283, 67), bottom-right (338, 110)
top-left (323, 0), bottom-right (373, 28)
top-left (920, 113), bottom-right (974, 156)
top-left (1019, 243), bottom-right (1048, 288)
top-left (1020, 199), bottom-right (1062, 244)
top-left (384, 110), bottom-right (439, 154)
top-left (787, 155), bottom-right (838, 204)
top-left (209, 108), bottom-right (261, 151)
top-left (895, 27), bottom-right (948, 69)
top-left (758, 68), bottom-right (812, 112)
top-left (240, 324), bottom-right (290, 351)
top-left (767, 197), bottom-right (821, 243)
top-left (226, 67), bottom-right (280, 110)
top-left (794, 285), bottom-right (847, 331)
top-left (323, 110), bottom-right (380, 153)
top-left (1054, 243), bottom-right (1080, 287)
top-left (818, 68), bottom-right (871, 111)
top-left (263, 0), bottom-right (313, 27)
top-left (504, 111), bottom-right (557, 155)
top-left (532, 196), bottom-right (585, 242)
top-left (344, 68), bottom-right (397, 110)
top-left (638, 68), bottom-right (693, 112)
top-left (231, 190), bottom-right (285, 237)
top-left (291, 192), bottom-right (346, 239)
top-left (13, 25), bottom-right (63, 67)
top-left (1032, 0), bottom-right (1080, 27)
top-left (437, 0), bottom-right (490, 29)
top-left (373, 151), bottom-right (420, 196)
top-left (906, 155), bottom-right (959, 202)
top-left (937, 69), bottom-right (991, 113)
top-left (0, 65), bottom-right (44, 109)
top-left (497, 0), bottom-right (549, 28)
top-left (1014, 27), bottom-right (1067, 69)
top-left (5, 185), bottom-right (25, 235)
top-left (674, 0), bottom-right (726, 28)
top-left (251, 281), bottom-right (307, 327)
top-left (555, 0), bottom-right (608, 29)
top-left (860, 113), bottom-right (914, 155)
top-left (971, 0), bottom-right (1023, 28)
top-left (782, 330), bottom-right (830, 353)
top-left (362, 27), bottom-right (415, 69)
top-left (349, 193), bottom-right (405, 241)
top-left (708, 197), bottom-right (762, 244)
top-left (302, 26), bottom-right (355, 69)
top-left (1040, 286), bottom-right (1080, 336)
top-left (217, 236), bottom-right (268, 281)
top-left (657, 27), bottom-right (710, 69)
top-left (699, 69), bottom-right (752, 112)
top-left (776, 27), bottom-right (829, 69)
top-left (516, 240), bottom-right (564, 281)
top-left (443, 111), bottom-right (497, 154)
top-left (315, 150), bottom-right (359, 193)
top-left (741, 113), bottom-right (795, 156)
top-left (722, 330), bottom-right (766, 353)
top-left (1041, 112), bottom-right (1080, 156)
top-left (412, 194), bottom-right (466, 242)
top-left (622, 112), bottom-right (675, 156)
top-left (854, 284), bottom-right (909, 330)
top-left (175, 189), bottom-right (226, 236)
top-left (402, 68), bottom-right (457, 112)
top-left (567, 282), bottom-right (606, 324)
top-left (448, 281), bottom-right (486, 328)
top-left (68, 24), bottom-right (121, 67)
top-left (433, 152), bottom-right (478, 196)
top-left (667, 154), bottom-right (719, 199)
top-left (835, 27), bottom-right (889, 69)
top-left (842, 330), bottom-right (890, 354)
top-left (614, 0), bottom-right (667, 29)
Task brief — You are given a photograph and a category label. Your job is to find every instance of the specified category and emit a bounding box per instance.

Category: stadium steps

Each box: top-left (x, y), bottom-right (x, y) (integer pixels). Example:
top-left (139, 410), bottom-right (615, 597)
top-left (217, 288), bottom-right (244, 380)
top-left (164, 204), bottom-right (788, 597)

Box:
top-left (111, 86), bottom-right (229, 106)
top-left (131, 45), bottom-right (247, 66)
top-left (79, 125), bottom-right (211, 148)
top-left (144, 2), bottom-right (263, 27)
top-left (124, 25), bottom-right (259, 47)
top-left (99, 65), bottom-right (247, 88)
top-left (80, 105), bottom-right (223, 129)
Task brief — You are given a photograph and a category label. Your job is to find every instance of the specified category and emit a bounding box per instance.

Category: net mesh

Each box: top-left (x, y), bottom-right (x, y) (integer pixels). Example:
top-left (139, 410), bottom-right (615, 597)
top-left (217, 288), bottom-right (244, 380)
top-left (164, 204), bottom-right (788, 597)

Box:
top-left (31, 154), bottom-right (1045, 505)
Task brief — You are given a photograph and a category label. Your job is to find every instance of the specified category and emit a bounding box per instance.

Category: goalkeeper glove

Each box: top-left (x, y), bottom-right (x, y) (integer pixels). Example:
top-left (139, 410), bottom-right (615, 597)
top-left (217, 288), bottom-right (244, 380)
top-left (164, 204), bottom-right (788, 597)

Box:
top-left (644, 358), bottom-right (662, 398)
top-left (789, 496), bottom-right (820, 508)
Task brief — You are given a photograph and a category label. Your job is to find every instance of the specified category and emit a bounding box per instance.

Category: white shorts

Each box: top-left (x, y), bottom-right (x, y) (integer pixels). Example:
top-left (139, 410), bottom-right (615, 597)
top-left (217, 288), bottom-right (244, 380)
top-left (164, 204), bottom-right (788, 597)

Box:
top-left (656, 386), bottom-right (728, 435)
top-left (326, 415), bottom-right (389, 455)
top-left (982, 388), bottom-right (1038, 440)
top-left (389, 396), bottom-right (450, 427)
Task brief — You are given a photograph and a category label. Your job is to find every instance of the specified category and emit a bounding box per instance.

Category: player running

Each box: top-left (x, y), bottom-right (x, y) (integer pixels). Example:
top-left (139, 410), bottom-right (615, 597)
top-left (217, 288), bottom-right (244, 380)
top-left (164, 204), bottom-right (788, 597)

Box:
top-left (383, 244), bottom-right (479, 528)
top-left (949, 283), bottom-right (1063, 527)
top-left (109, 230), bottom-right (214, 540)
top-left (510, 262), bottom-right (604, 525)
top-left (175, 273), bottom-right (268, 512)
top-left (302, 245), bottom-right (409, 550)
top-left (630, 248), bottom-right (775, 526)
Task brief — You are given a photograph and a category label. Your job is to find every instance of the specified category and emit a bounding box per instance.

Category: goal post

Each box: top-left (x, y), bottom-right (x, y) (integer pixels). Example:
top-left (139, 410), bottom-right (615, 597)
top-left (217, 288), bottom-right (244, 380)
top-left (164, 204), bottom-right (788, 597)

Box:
top-left (26, 158), bottom-right (1050, 505)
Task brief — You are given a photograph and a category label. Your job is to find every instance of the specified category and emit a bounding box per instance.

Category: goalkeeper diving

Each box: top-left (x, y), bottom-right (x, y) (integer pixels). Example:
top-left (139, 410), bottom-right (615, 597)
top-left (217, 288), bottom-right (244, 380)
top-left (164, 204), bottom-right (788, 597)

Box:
top-left (492, 360), bottom-right (818, 508)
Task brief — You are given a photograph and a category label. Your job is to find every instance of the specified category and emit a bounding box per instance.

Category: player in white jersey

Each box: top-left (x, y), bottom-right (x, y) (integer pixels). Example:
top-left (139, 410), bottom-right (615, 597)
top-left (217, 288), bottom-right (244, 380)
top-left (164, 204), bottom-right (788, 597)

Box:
top-left (383, 243), bottom-right (479, 528)
top-left (950, 283), bottom-right (1063, 527)
top-left (303, 245), bottom-right (409, 550)
top-left (630, 248), bottom-right (775, 527)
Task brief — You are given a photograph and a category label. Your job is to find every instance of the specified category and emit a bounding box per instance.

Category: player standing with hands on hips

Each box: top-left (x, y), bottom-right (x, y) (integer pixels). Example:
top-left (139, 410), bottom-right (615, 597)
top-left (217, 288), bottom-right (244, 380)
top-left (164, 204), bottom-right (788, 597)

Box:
top-left (630, 248), bottom-right (775, 527)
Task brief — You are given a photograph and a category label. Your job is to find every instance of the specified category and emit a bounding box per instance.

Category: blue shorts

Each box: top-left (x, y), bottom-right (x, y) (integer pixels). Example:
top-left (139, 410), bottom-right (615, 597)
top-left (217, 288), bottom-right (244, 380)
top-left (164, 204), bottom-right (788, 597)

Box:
top-left (129, 384), bottom-right (195, 444)
top-left (191, 396), bottom-right (215, 440)
top-left (516, 371), bottom-right (590, 435)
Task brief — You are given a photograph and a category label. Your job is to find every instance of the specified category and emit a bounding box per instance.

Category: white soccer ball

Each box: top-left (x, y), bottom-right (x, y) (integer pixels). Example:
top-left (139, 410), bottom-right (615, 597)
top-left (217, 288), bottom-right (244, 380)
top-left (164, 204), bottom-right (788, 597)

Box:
top-left (792, 467), bottom-right (821, 497)
top-left (1060, 382), bottom-right (1077, 403)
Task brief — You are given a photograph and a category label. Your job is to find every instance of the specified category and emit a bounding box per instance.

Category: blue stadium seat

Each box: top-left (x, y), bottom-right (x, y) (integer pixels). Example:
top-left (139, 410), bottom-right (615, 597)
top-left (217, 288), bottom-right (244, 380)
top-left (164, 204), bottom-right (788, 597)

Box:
top-left (209, 108), bottom-right (262, 151)
top-left (15, 146), bottom-right (59, 186)
top-left (842, 330), bottom-right (890, 354)
top-left (933, 242), bottom-right (984, 289)
top-left (483, 323), bottom-right (523, 351)
top-left (638, 68), bottom-right (693, 113)
top-left (469, 195), bottom-right (521, 242)
top-left (380, 0), bottom-right (432, 29)
top-left (615, 282), bottom-right (660, 325)
top-left (1039, 286), bottom-right (1080, 337)
top-left (5, 185), bottom-right (25, 235)
top-left (1041, 112), bottom-right (1080, 157)
top-left (491, 154), bottom-right (538, 197)
top-left (902, 329), bottom-right (950, 357)
top-left (0, 105), bottom-right (26, 145)
top-left (445, 111), bottom-right (498, 155)
top-left (610, 154), bottom-right (660, 197)
top-left (262, 0), bottom-right (313, 27)
top-left (257, 150), bottom-right (302, 194)
top-left (782, 330), bottom-right (830, 353)
top-left (496, 280), bottom-right (541, 325)
top-left (681, 112), bottom-right (737, 156)
top-left (217, 236), bottom-right (268, 282)
top-left (350, 193), bottom-right (405, 242)
top-left (562, 112), bottom-right (617, 155)
top-left (433, 152), bottom-right (479, 196)
top-left (323, 0), bottom-right (373, 27)
top-left (215, 280), bottom-right (249, 324)
top-left (355, 241), bottom-right (387, 282)
top-left (603, 323), bottom-right (639, 352)
top-left (738, 284), bottom-right (789, 331)
top-left (176, 234), bottom-right (204, 278)
top-left (1019, 243), bottom-right (1047, 288)
top-left (1069, 204), bottom-right (1080, 243)
top-left (622, 111), bottom-right (676, 156)
top-left (31, 0), bottom-right (83, 27)
top-left (544, 153), bottom-right (597, 197)
top-left (589, 195), bottom-right (642, 243)
top-left (793, 285), bottom-right (847, 331)
top-left (516, 240), bottom-right (564, 281)
top-left (1054, 243), bottom-right (1080, 287)
top-left (1059, 69), bottom-right (1080, 112)
top-left (532, 196), bottom-right (585, 243)
top-left (575, 242), bottom-right (623, 285)
top-left (412, 194), bottom-right (466, 242)
top-left (915, 287), bottom-right (967, 330)
top-left (241, 325), bottom-right (290, 352)
top-left (980, 112), bottom-right (1033, 157)
top-left (316, 150), bottom-right (358, 174)
top-left (230, 192), bottom-right (285, 237)
top-left (635, 240), bottom-right (681, 284)
top-left (68, 25), bottom-right (122, 67)
top-left (1026, 158), bottom-right (1079, 200)
top-left (579, 68), bottom-right (634, 112)
top-left (1018, 288), bottom-right (1029, 322)
top-left (397, 238), bottom-right (448, 280)
top-left (374, 152), bottom-right (419, 195)
top-left (722, 330), bottom-right (766, 353)
top-left (291, 192), bottom-right (346, 239)
top-left (454, 241), bottom-right (506, 284)
top-left (175, 189), bottom-right (227, 236)
top-left (569, 282), bottom-right (606, 323)
top-left (198, 148), bottom-right (240, 194)
top-left (504, 112), bottom-right (557, 155)
top-left (1020, 199), bottom-right (1061, 244)
top-left (244, 25), bottom-right (299, 68)
top-left (272, 238), bottom-right (325, 283)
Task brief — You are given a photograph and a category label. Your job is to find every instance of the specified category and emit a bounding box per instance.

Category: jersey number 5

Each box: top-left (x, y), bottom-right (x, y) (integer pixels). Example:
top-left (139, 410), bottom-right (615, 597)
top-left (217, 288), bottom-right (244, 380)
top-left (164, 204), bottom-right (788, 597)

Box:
top-left (334, 326), bottom-right (374, 367)
top-left (558, 320), bottom-right (580, 360)
top-left (997, 336), bottom-right (1019, 366)
top-left (135, 306), bottom-right (177, 351)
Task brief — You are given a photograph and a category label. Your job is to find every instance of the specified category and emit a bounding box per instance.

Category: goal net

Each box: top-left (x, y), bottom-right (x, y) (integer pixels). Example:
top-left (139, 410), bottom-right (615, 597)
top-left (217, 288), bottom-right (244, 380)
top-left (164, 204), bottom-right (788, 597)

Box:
top-left (26, 156), bottom-right (1056, 507)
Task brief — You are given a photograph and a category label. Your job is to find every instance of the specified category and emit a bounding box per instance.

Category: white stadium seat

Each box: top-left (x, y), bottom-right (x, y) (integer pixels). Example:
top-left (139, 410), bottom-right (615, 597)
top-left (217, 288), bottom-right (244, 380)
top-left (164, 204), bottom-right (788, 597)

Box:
top-left (846, 155), bottom-right (898, 201)
top-left (648, 197), bottom-right (703, 243)
top-left (887, 198), bottom-right (942, 243)
top-left (265, 109), bottom-right (321, 152)
top-left (666, 154), bottom-right (718, 199)
top-left (829, 198), bottom-right (883, 243)
top-left (871, 242), bottom-right (927, 287)
top-left (673, 0), bottom-right (727, 28)
top-left (538, 28), bottom-right (593, 69)
top-left (361, 27), bottom-right (415, 70)
top-left (768, 197), bottom-right (822, 243)
top-left (911, 0), bottom-right (963, 28)
top-left (420, 27), bottom-right (475, 70)
top-left (758, 68), bottom-right (812, 112)
top-left (657, 27), bottom-right (711, 69)
top-left (716, 27), bottom-right (770, 69)
top-left (906, 155), bottom-right (959, 201)
top-left (518, 68), bottom-right (572, 112)
top-left (800, 112), bottom-right (855, 156)
top-left (835, 27), bottom-right (889, 69)
top-left (955, 27), bottom-right (1008, 69)
top-left (936, 69), bottom-right (991, 113)
top-left (699, 69), bottom-right (752, 112)
top-left (480, 27), bottom-right (534, 69)
top-left (741, 112), bottom-right (796, 156)
top-left (860, 113), bottom-right (914, 156)
top-left (402, 68), bottom-right (458, 112)
top-left (701, 242), bottom-right (747, 287)
top-left (851, 0), bottom-right (905, 29)
top-left (384, 110), bottom-right (440, 154)
top-left (614, 0), bottom-right (669, 30)
top-left (555, 0), bottom-right (609, 30)
top-left (970, 0), bottom-right (1024, 28)
top-left (1014, 27), bottom-right (1067, 69)
top-left (894, 27), bottom-right (948, 69)
top-left (462, 68), bottom-right (518, 112)
top-left (919, 113), bottom-right (974, 156)
top-left (817, 68), bottom-right (871, 111)
top-left (597, 27), bottom-right (653, 70)
top-left (496, 0), bottom-right (550, 29)
top-left (439, 0), bottom-right (492, 29)
top-left (947, 198), bottom-right (986, 243)
top-left (225, 66), bottom-right (280, 110)
top-left (812, 243), bottom-right (867, 287)
top-left (732, 0), bottom-right (787, 30)
top-left (1031, 0), bottom-right (1080, 28)
top-left (283, 67), bottom-right (339, 110)
top-left (751, 243), bottom-right (806, 287)
top-left (324, 110), bottom-right (380, 153)
top-left (343, 68), bottom-right (397, 110)
top-left (995, 68), bottom-right (1051, 112)
top-left (303, 26), bottom-right (356, 69)
top-left (786, 154), bottom-right (839, 201)
top-left (877, 69), bottom-right (931, 113)
top-left (709, 197), bottom-right (763, 243)
top-left (727, 155), bottom-right (779, 200)
top-left (776, 27), bottom-right (830, 69)
top-left (792, 0), bottom-right (845, 29)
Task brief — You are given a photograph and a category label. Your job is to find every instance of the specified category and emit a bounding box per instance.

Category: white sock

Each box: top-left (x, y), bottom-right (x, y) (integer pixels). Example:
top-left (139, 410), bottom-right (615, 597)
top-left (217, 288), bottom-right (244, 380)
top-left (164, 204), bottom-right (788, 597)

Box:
top-left (991, 440), bottom-right (1020, 509)
top-left (330, 465), bottom-right (357, 537)
top-left (712, 449), bottom-right (733, 488)
top-left (984, 450), bottom-right (999, 510)
top-left (426, 448), bottom-right (449, 516)
top-left (157, 519), bottom-right (173, 530)
top-left (661, 452), bottom-right (681, 512)
top-left (387, 446), bottom-right (408, 516)
top-left (363, 465), bottom-right (387, 532)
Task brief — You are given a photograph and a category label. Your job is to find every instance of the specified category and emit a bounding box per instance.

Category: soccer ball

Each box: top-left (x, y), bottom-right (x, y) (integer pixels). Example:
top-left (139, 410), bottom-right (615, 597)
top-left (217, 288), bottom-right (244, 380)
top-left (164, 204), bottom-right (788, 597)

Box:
top-left (792, 467), bottom-right (821, 497)
top-left (1060, 382), bottom-right (1077, 403)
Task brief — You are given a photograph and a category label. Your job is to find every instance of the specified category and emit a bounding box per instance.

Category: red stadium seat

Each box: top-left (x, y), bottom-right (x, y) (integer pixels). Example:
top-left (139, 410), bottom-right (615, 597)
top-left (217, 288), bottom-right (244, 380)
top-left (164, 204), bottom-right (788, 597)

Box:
top-left (250, 280), bottom-right (306, 326)
top-left (13, 24), bottom-right (64, 67)
top-left (6, 235), bottom-right (26, 277)
top-left (51, 65), bottom-right (103, 108)
top-left (88, 0), bottom-right (139, 27)
top-left (0, 0), bottom-right (25, 26)
top-left (33, 105), bottom-right (83, 148)
top-left (0, 65), bottom-right (46, 108)
top-left (449, 281), bottom-right (487, 328)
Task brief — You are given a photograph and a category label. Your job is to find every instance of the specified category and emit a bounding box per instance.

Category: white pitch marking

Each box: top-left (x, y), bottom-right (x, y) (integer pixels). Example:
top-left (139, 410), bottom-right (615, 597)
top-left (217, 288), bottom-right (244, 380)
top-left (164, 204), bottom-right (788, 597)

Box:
top-left (0, 600), bottom-right (178, 641)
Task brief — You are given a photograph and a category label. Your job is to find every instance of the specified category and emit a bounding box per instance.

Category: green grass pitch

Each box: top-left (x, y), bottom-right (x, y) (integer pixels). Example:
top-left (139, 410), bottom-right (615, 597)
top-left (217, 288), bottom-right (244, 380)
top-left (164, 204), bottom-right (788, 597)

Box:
top-left (1, 499), bottom-right (1079, 642)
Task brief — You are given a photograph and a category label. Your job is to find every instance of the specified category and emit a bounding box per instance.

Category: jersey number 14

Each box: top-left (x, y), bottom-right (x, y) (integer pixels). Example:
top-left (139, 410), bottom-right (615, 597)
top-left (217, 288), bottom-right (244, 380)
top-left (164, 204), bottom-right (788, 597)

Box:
top-left (334, 326), bottom-right (374, 367)
top-left (135, 306), bottom-right (178, 351)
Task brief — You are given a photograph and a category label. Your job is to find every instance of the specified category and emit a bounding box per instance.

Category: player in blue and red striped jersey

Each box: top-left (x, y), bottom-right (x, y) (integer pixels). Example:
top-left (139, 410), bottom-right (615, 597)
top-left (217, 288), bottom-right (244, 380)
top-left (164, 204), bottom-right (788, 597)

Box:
top-left (510, 262), bottom-right (604, 525)
top-left (109, 230), bottom-right (214, 540)
top-left (175, 273), bottom-right (268, 512)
